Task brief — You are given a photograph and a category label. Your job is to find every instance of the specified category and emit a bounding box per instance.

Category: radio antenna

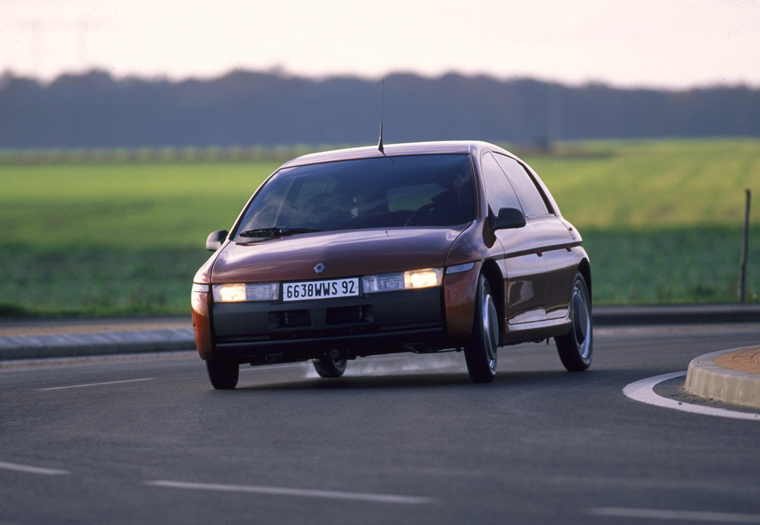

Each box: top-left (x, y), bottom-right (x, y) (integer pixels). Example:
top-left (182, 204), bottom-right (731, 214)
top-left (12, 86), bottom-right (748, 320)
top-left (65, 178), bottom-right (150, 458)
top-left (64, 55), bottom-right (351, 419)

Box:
top-left (377, 79), bottom-right (385, 153)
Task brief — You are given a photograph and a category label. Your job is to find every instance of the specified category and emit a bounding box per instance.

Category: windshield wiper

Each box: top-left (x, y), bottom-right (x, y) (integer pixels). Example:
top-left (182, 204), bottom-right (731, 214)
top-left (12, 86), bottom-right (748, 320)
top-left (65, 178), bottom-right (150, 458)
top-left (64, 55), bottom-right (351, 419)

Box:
top-left (238, 227), bottom-right (321, 238)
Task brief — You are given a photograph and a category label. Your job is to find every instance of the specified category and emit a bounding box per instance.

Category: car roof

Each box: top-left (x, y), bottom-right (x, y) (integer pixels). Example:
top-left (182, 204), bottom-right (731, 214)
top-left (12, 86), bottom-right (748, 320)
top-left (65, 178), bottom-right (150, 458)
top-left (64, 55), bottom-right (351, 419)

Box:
top-left (280, 141), bottom-right (506, 168)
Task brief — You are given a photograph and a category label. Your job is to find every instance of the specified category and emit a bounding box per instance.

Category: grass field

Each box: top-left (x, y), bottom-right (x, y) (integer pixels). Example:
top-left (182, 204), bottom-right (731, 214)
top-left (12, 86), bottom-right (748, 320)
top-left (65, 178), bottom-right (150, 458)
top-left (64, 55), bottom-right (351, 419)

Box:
top-left (530, 139), bottom-right (760, 229)
top-left (1, 139), bottom-right (758, 316)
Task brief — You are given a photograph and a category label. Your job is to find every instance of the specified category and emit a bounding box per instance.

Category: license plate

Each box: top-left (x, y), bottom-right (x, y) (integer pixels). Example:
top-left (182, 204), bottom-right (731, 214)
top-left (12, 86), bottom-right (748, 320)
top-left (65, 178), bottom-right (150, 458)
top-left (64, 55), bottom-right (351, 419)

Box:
top-left (282, 278), bottom-right (360, 302)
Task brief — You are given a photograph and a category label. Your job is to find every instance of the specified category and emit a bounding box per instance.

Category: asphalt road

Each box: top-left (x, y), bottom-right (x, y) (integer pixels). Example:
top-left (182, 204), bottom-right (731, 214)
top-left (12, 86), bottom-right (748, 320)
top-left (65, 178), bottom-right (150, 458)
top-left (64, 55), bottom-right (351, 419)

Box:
top-left (2, 324), bottom-right (760, 524)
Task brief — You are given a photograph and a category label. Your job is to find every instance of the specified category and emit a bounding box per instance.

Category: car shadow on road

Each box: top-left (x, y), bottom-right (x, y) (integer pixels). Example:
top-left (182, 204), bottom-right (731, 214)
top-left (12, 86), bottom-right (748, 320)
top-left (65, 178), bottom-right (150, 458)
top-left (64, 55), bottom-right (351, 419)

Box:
top-left (233, 368), bottom-right (589, 392)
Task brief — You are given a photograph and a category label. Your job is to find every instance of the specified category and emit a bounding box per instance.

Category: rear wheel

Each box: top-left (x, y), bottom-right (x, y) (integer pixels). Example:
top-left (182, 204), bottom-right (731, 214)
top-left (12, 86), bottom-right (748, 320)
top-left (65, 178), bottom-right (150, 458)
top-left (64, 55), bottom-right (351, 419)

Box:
top-left (312, 357), bottom-right (347, 378)
top-left (556, 273), bottom-right (593, 372)
top-left (464, 275), bottom-right (499, 383)
top-left (206, 358), bottom-right (239, 389)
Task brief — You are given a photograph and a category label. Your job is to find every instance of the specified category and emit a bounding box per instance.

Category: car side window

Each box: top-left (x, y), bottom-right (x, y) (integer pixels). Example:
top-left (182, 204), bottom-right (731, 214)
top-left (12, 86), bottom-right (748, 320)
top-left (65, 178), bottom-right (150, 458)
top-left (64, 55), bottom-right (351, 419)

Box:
top-left (494, 154), bottom-right (551, 217)
top-left (480, 152), bottom-right (522, 216)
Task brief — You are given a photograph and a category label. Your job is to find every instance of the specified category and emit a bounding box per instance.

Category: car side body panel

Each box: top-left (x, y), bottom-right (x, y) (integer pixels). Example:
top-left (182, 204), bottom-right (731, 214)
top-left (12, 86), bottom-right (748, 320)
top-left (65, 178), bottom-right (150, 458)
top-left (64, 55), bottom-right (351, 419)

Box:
top-left (442, 261), bottom-right (482, 344)
top-left (496, 222), bottom-right (549, 325)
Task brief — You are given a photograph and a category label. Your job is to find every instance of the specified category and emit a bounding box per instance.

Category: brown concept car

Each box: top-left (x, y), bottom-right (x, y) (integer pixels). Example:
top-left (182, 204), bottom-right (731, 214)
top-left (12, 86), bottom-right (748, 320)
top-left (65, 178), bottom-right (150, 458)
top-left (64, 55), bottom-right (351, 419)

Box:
top-left (191, 141), bottom-right (592, 389)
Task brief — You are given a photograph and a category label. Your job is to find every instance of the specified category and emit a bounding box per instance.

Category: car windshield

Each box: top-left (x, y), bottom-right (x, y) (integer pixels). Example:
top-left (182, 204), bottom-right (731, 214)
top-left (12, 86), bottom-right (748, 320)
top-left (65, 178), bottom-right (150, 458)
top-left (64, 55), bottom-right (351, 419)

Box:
top-left (233, 154), bottom-right (477, 240)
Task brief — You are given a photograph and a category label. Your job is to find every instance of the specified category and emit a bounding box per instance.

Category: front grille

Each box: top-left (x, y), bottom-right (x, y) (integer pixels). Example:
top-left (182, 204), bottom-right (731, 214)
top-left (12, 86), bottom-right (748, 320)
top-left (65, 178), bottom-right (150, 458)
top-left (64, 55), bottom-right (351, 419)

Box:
top-left (271, 309), bottom-right (311, 328)
top-left (326, 305), bottom-right (372, 325)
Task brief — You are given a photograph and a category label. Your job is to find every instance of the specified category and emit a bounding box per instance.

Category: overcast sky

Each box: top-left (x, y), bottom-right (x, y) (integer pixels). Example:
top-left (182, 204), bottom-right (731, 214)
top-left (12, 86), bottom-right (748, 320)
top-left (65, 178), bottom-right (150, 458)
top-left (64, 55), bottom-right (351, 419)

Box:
top-left (2, 0), bottom-right (759, 89)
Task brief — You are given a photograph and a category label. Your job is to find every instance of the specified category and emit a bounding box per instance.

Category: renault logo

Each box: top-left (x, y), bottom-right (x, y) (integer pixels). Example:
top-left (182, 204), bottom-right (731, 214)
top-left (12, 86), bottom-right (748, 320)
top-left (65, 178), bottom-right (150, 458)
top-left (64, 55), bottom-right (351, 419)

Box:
top-left (314, 263), bottom-right (325, 274)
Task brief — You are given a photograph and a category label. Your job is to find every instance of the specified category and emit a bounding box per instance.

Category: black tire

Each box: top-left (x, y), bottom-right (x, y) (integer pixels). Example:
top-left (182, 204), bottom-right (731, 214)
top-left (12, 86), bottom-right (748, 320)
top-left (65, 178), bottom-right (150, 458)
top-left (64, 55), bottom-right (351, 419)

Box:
top-left (464, 275), bottom-right (499, 383)
top-left (312, 357), bottom-right (347, 378)
top-left (206, 358), bottom-right (239, 389)
top-left (556, 272), bottom-right (593, 372)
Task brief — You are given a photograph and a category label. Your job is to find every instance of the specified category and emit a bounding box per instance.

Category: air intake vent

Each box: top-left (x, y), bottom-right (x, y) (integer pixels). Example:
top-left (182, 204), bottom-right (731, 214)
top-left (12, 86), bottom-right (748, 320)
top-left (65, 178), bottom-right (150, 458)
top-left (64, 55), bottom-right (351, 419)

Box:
top-left (274, 310), bottom-right (311, 328)
top-left (326, 305), bottom-right (371, 325)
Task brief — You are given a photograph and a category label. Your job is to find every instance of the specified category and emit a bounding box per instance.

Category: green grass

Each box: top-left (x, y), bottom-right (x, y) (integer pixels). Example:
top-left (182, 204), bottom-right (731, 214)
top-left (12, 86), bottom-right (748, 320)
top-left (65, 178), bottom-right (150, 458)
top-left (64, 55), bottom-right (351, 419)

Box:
top-left (0, 162), bottom-right (279, 249)
top-left (0, 139), bottom-right (758, 316)
top-left (582, 227), bottom-right (759, 304)
top-left (526, 139), bottom-right (760, 229)
top-left (0, 246), bottom-right (209, 317)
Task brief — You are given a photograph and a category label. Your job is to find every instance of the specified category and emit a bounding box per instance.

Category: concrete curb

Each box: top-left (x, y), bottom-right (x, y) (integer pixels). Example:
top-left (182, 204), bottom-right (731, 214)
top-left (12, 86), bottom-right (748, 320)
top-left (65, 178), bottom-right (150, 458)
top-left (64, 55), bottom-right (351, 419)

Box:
top-left (0, 328), bottom-right (195, 361)
top-left (593, 304), bottom-right (760, 326)
top-left (685, 348), bottom-right (760, 410)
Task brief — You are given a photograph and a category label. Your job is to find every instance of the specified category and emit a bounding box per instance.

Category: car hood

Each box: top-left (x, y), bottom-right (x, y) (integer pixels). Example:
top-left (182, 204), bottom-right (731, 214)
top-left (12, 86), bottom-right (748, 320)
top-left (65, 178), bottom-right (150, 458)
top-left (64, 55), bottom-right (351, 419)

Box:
top-left (211, 227), bottom-right (465, 283)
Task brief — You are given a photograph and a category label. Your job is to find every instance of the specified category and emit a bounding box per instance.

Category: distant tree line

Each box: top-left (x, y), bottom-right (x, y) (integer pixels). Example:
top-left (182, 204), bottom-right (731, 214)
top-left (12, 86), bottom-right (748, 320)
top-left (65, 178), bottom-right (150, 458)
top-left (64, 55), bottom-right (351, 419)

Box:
top-left (1, 69), bottom-right (759, 149)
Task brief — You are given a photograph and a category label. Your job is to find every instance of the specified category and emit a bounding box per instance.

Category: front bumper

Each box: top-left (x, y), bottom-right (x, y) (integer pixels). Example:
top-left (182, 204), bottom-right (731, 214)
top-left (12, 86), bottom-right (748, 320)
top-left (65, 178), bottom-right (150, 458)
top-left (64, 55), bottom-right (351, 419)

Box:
top-left (203, 287), bottom-right (446, 364)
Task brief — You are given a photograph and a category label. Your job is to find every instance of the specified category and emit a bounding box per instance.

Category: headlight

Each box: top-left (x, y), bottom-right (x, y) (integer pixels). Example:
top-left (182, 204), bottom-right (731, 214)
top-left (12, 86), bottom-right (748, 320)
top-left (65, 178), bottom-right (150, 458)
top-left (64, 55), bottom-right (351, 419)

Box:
top-left (212, 283), bottom-right (279, 302)
top-left (362, 268), bottom-right (443, 293)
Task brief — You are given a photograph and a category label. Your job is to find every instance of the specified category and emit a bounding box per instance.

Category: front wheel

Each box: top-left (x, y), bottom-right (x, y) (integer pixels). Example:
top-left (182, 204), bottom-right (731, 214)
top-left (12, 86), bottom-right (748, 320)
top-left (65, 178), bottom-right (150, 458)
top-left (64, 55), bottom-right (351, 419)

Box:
top-left (464, 275), bottom-right (499, 383)
top-left (312, 356), bottom-right (347, 378)
top-left (206, 358), bottom-right (239, 389)
top-left (556, 273), bottom-right (593, 372)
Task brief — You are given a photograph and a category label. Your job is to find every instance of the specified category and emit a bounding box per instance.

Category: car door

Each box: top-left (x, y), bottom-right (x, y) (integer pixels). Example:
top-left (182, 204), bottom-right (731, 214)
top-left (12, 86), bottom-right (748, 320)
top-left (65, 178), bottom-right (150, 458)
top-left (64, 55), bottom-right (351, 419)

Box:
top-left (493, 153), bottom-right (577, 321)
top-left (480, 152), bottom-right (547, 325)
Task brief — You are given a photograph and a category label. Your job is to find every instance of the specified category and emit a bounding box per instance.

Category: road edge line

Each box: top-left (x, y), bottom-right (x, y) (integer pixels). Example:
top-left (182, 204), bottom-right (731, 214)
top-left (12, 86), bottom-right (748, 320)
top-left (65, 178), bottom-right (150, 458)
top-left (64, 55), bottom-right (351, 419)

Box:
top-left (623, 372), bottom-right (760, 421)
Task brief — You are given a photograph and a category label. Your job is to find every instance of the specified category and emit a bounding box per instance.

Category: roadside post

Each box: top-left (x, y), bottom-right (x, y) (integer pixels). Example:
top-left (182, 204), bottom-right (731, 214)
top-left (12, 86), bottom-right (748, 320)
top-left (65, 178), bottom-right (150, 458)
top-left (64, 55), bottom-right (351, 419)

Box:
top-left (738, 189), bottom-right (751, 303)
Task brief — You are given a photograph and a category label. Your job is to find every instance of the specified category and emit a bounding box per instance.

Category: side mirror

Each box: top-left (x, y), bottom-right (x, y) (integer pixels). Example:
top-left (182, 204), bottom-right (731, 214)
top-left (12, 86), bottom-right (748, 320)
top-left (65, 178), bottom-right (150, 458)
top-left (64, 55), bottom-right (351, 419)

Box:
top-left (206, 230), bottom-right (228, 252)
top-left (490, 207), bottom-right (526, 230)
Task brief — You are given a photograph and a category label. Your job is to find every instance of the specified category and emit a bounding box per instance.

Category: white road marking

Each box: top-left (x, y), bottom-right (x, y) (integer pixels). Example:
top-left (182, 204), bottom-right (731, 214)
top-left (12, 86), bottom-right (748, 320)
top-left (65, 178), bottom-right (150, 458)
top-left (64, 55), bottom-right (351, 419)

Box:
top-left (590, 507), bottom-right (760, 523)
top-left (0, 460), bottom-right (69, 476)
top-left (145, 480), bottom-right (434, 505)
top-left (623, 372), bottom-right (760, 421)
top-left (37, 378), bottom-right (155, 391)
